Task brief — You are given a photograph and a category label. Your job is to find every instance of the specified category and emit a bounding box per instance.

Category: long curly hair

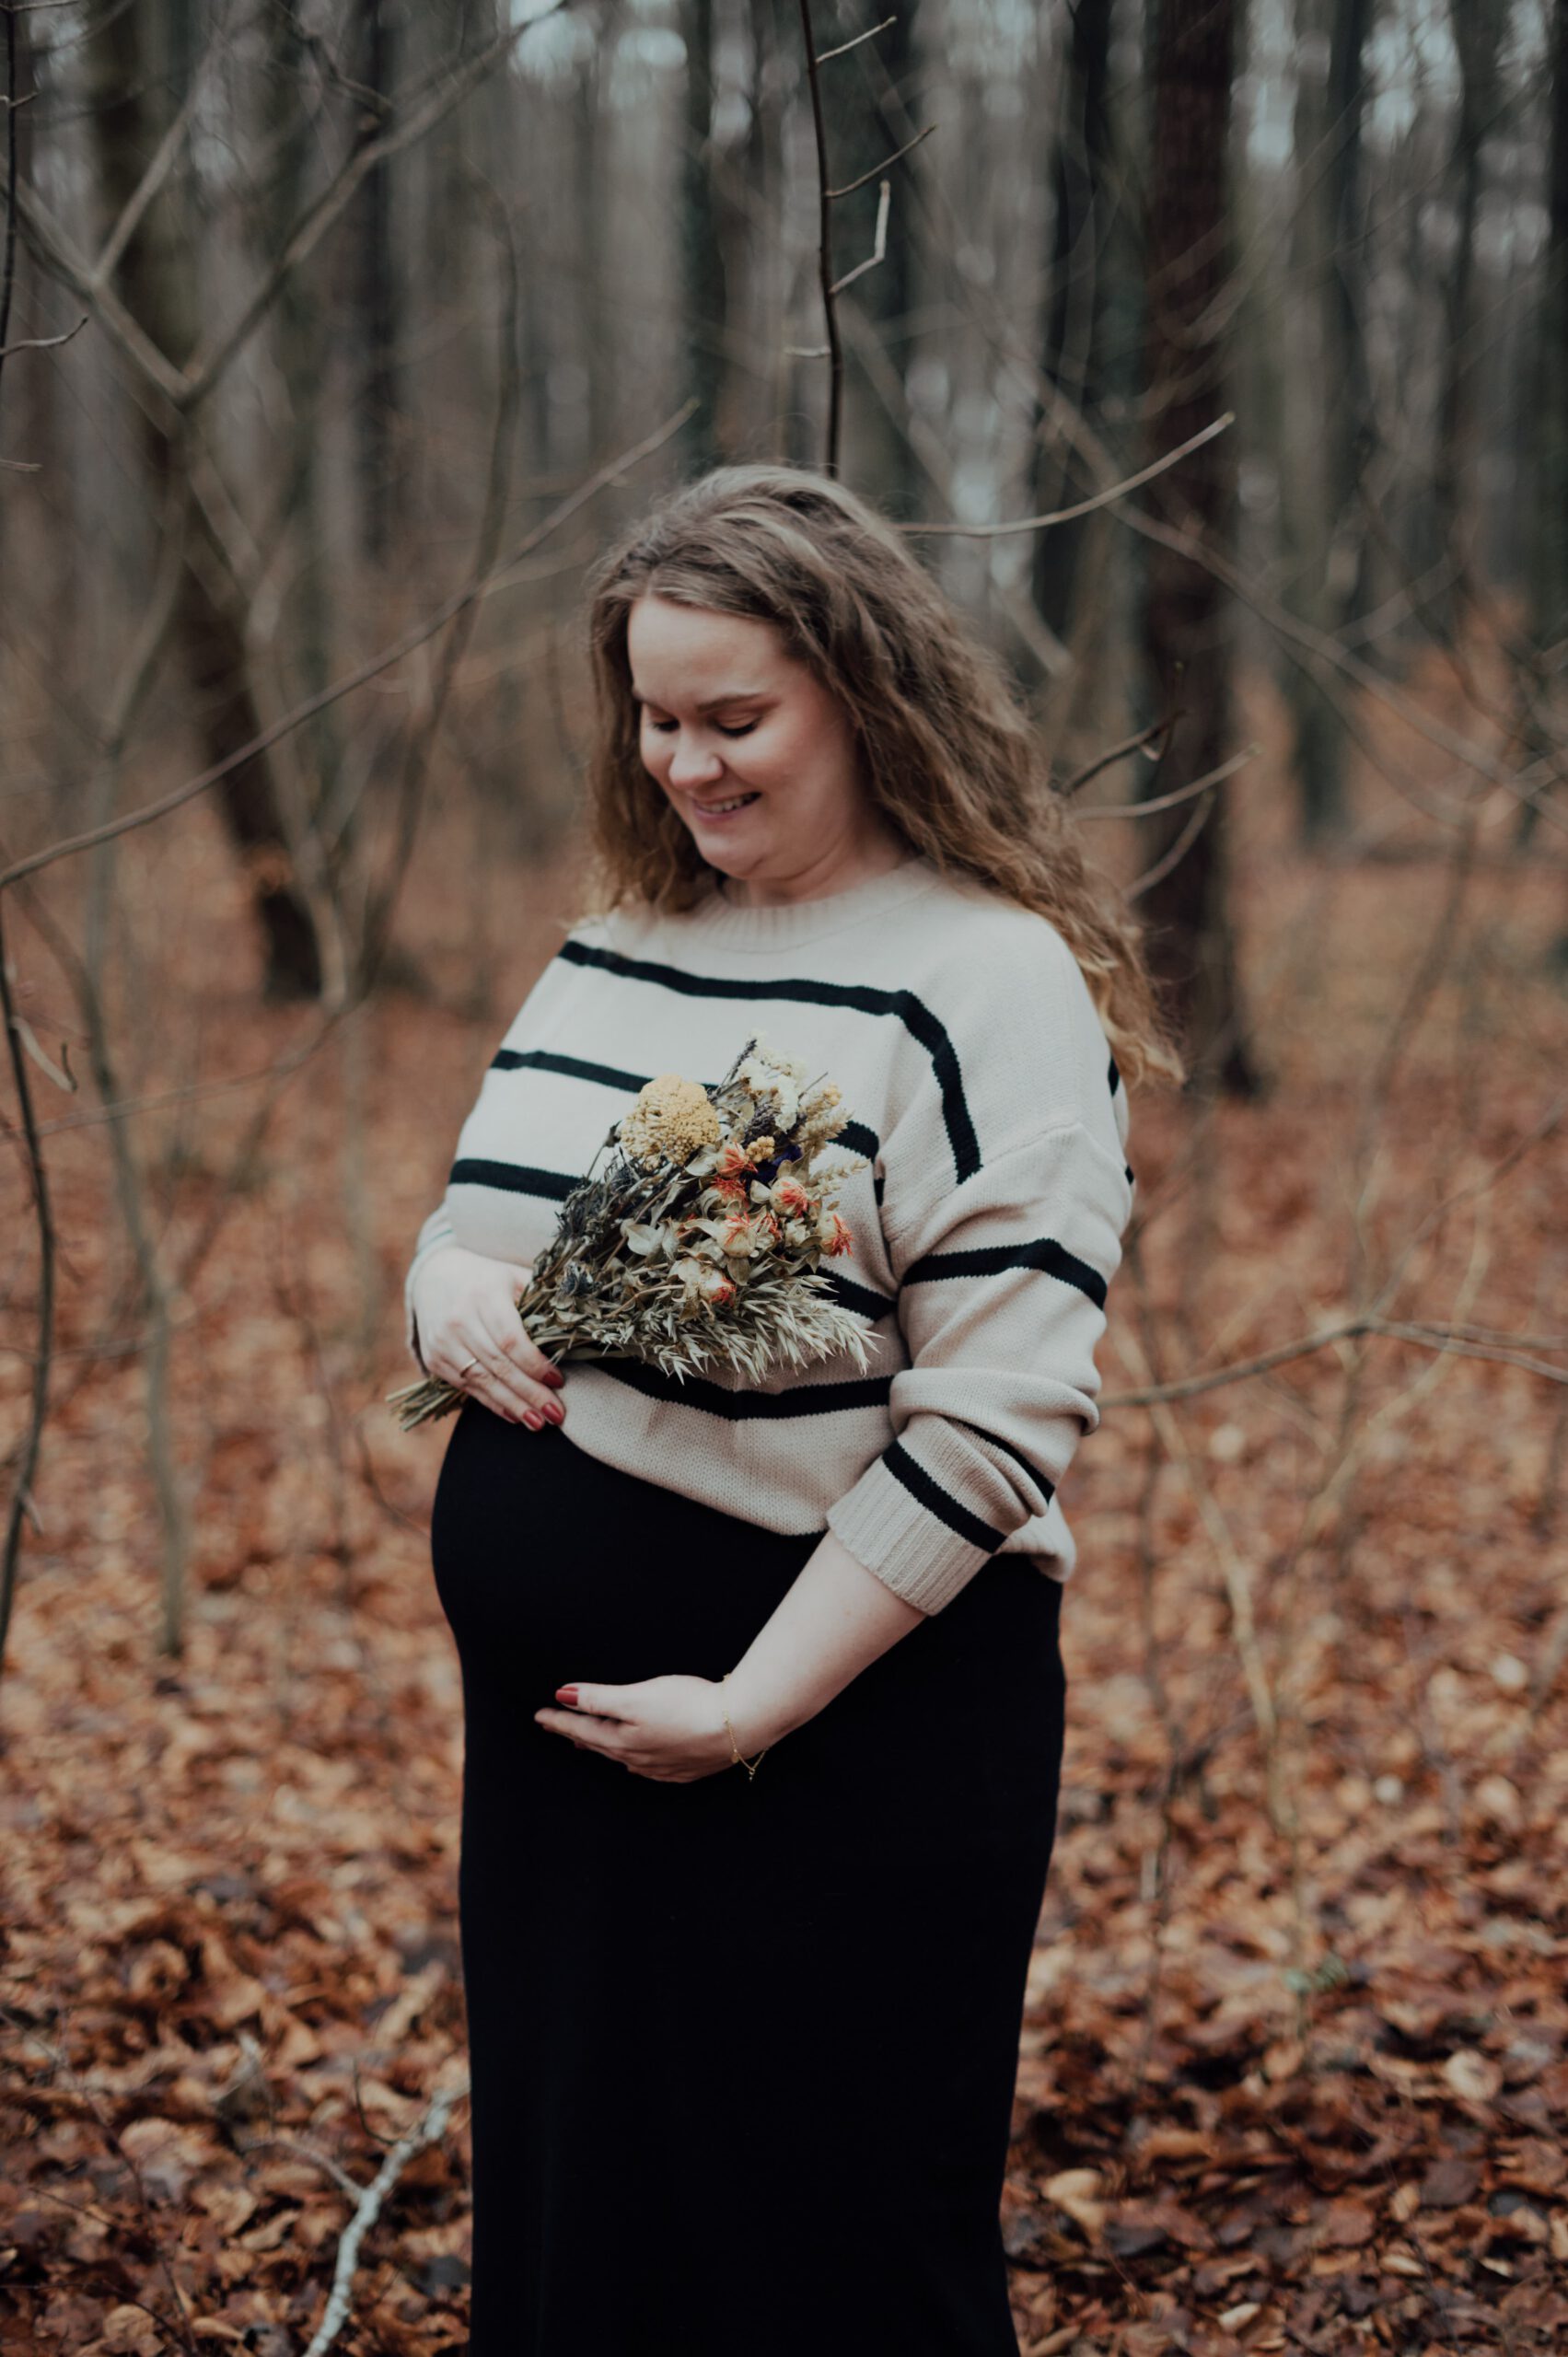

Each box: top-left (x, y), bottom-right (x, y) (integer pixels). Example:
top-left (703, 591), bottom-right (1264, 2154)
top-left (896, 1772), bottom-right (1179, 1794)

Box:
top-left (573, 462), bottom-right (1185, 1093)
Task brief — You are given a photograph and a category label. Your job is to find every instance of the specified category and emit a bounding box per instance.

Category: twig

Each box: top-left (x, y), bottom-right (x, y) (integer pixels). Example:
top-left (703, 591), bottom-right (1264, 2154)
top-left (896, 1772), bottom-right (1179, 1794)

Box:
top-left (1125, 747), bottom-right (1257, 898)
top-left (1059, 719), bottom-right (1169, 799)
top-left (816, 16), bottom-right (897, 64)
top-left (0, 312), bottom-right (85, 360)
top-left (1098, 1306), bottom-right (1566, 1410)
top-left (895, 412), bottom-right (1235, 538)
top-left (825, 122), bottom-right (935, 201)
top-left (829, 176), bottom-right (889, 296)
top-left (300, 2077), bottom-right (466, 2357)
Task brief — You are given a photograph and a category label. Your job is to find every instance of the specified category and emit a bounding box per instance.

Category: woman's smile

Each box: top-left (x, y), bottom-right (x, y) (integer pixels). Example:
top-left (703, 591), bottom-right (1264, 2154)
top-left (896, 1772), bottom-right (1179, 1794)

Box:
top-left (689, 789), bottom-right (761, 819)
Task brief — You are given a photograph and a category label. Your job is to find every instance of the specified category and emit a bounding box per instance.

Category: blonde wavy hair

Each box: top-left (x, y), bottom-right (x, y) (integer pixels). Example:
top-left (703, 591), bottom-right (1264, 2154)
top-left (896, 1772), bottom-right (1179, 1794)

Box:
top-left (573, 463), bottom-right (1185, 1094)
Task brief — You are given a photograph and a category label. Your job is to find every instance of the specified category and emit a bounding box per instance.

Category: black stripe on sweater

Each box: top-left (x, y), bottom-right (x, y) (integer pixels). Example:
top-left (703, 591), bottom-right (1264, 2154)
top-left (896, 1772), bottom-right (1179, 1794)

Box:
top-left (880, 1439), bottom-right (1011, 1553)
top-left (822, 1270), bottom-right (895, 1322)
top-left (595, 1360), bottom-right (893, 1419)
top-left (490, 1047), bottom-right (645, 1093)
top-left (488, 1045), bottom-right (882, 1167)
top-left (904, 1235), bottom-right (1108, 1311)
top-left (558, 937), bottom-right (981, 1181)
top-left (950, 1418), bottom-right (1056, 1494)
top-left (449, 1158), bottom-right (581, 1202)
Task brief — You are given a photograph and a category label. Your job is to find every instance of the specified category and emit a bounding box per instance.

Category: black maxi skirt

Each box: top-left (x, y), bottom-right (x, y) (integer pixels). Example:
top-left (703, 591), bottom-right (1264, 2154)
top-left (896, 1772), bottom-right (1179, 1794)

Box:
top-left (430, 1399), bottom-right (1067, 2357)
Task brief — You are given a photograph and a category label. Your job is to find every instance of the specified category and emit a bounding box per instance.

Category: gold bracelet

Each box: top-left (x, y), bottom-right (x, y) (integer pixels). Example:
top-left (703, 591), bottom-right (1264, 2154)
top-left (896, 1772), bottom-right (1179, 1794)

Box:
top-left (719, 1673), bottom-right (768, 1779)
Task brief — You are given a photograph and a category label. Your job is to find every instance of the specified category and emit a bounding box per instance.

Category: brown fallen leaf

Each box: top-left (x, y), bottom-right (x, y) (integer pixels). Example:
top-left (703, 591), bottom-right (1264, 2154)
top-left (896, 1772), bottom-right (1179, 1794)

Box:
top-left (1421, 2155), bottom-right (1481, 2208)
top-left (1443, 2048), bottom-right (1503, 2105)
top-left (1041, 2166), bottom-right (1108, 2237)
top-left (1318, 2197), bottom-right (1377, 2248)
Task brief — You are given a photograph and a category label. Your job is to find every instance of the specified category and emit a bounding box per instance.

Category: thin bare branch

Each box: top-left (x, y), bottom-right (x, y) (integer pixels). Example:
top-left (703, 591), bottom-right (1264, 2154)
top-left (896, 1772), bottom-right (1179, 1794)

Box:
top-left (825, 122), bottom-right (935, 201)
top-left (829, 177), bottom-right (889, 296)
top-left (897, 412), bottom-right (1236, 539)
top-left (816, 15), bottom-right (897, 63)
top-left (0, 311), bottom-right (85, 359)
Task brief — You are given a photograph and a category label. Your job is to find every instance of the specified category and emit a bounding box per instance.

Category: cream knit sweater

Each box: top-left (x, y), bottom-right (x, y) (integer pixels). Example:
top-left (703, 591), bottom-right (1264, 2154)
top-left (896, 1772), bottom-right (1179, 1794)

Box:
top-left (403, 853), bottom-right (1134, 1615)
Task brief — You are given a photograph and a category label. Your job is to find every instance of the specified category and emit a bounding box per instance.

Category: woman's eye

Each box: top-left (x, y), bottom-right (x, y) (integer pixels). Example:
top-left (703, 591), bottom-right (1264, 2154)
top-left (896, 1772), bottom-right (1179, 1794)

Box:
top-left (645, 717), bottom-right (760, 738)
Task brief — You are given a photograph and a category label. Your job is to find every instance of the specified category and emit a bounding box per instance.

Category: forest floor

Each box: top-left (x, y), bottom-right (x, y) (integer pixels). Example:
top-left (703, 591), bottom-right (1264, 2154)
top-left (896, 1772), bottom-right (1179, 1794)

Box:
top-left (3, 687), bottom-right (1567, 2355)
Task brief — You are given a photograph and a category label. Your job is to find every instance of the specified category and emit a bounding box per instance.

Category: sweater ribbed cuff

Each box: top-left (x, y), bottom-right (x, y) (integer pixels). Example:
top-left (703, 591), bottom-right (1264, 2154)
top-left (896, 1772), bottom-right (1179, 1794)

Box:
top-left (826, 1452), bottom-right (997, 1616)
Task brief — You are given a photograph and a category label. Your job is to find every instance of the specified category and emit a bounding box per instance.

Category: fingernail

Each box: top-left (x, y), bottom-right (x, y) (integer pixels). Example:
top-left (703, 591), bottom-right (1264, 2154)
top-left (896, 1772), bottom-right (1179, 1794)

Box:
top-left (542, 1399), bottom-right (564, 1423)
top-left (544, 1369), bottom-right (564, 1388)
top-left (556, 1686), bottom-right (579, 1705)
top-left (522, 1410), bottom-right (544, 1430)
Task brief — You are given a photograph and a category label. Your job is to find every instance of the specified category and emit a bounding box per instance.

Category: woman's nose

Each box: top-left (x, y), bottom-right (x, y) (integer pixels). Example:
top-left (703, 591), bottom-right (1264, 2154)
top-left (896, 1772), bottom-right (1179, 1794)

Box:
top-left (668, 736), bottom-right (726, 788)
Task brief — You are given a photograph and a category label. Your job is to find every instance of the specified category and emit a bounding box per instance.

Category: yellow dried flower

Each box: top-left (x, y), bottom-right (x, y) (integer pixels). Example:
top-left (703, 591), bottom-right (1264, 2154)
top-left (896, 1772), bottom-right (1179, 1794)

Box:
top-left (798, 1080), bottom-right (848, 1151)
top-left (620, 1073), bottom-right (723, 1167)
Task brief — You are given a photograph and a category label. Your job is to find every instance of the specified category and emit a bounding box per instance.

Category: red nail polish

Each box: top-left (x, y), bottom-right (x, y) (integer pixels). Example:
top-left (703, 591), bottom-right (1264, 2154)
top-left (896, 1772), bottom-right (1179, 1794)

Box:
top-left (556, 1685), bottom-right (579, 1706)
top-left (542, 1399), bottom-right (564, 1423)
top-left (522, 1410), bottom-right (543, 1430)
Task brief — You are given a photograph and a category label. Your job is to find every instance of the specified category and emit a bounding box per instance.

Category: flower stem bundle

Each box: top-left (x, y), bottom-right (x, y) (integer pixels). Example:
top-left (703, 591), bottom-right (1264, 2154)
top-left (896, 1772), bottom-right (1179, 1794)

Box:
top-left (387, 1035), bottom-right (877, 1431)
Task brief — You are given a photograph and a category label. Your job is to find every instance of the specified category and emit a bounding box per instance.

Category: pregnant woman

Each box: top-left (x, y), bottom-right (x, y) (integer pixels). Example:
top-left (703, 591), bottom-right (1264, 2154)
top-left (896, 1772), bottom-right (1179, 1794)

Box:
top-left (403, 463), bottom-right (1182, 2354)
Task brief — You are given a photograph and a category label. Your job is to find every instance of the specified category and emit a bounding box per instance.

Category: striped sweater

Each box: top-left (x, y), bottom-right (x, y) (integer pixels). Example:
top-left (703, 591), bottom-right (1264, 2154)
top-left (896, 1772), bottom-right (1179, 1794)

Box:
top-left (402, 853), bottom-right (1133, 1616)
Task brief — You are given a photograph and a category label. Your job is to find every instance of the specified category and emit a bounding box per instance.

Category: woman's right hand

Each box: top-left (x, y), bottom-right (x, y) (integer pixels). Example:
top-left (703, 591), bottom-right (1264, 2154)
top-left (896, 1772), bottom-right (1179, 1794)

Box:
top-left (411, 1244), bottom-right (564, 1429)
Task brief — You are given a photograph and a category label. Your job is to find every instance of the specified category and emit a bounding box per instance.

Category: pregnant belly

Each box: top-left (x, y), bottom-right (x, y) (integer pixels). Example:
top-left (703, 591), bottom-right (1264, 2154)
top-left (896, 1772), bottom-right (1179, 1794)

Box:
top-left (429, 1399), bottom-right (814, 1690)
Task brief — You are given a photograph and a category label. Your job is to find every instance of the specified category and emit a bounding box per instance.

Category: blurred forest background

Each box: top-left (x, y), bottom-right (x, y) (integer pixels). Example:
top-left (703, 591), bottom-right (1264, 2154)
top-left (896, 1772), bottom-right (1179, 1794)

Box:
top-left (2, 0), bottom-right (1566, 2351)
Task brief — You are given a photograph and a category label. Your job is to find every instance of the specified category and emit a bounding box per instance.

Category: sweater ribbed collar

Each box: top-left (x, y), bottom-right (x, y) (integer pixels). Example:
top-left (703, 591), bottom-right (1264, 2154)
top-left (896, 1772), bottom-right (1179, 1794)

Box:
top-left (681, 853), bottom-right (942, 951)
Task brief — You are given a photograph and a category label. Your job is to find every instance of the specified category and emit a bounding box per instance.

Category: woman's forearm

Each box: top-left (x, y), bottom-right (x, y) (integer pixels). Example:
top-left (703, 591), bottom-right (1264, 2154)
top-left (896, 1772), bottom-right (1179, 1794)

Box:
top-left (721, 1531), bottom-right (927, 1752)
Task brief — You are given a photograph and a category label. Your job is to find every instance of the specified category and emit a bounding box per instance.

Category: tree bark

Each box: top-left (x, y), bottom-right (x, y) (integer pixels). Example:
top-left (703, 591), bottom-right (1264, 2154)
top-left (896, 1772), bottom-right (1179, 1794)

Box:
top-left (679, 0), bottom-right (728, 476)
top-left (354, 0), bottom-right (402, 565)
top-left (1277, 0), bottom-right (1374, 843)
top-left (85, 0), bottom-right (321, 1000)
top-left (1529, 0), bottom-right (1568, 657)
top-left (821, 0), bottom-right (919, 516)
top-left (1032, 0), bottom-right (1114, 646)
top-left (1431, 0), bottom-right (1504, 643)
top-left (1138, 0), bottom-right (1260, 1098)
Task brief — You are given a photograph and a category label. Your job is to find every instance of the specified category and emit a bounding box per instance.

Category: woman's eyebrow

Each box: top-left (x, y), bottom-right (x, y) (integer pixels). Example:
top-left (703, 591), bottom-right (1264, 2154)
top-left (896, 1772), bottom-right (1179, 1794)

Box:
top-left (632, 688), bottom-right (772, 709)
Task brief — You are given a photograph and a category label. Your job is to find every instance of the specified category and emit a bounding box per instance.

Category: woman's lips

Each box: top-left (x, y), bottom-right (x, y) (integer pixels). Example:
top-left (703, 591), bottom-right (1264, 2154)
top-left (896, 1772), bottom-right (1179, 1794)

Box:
top-left (691, 792), bottom-right (761, 819)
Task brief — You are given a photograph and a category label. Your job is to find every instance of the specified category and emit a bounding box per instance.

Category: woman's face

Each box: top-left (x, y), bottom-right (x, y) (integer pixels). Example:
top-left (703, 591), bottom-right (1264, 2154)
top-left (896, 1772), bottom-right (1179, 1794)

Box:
top-left (626, 594), bottom-right (901, 900)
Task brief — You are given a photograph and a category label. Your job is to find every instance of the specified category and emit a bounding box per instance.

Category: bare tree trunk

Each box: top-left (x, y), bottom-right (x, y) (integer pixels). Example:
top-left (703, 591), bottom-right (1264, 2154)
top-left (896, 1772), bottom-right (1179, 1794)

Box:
top-left (822, 2), bottom-right (920, 517)
top-left (85, 0), bottom-right (321, 1000)
top-left (1531, 0), bottom-right (1568, 656)
top-left (747, 0), bottom-right (789, 458)
top-left (354, 0), bottom-right (403, 564)
top-left (1138, 0), bottom-right (1260, 1098)
top-left (573, 38), bottom-right (615, 466)
top-left (1431, 0), bottom-right (1504, 644)
top-left (1524, 0), bottom-right (1568, 902)
top-left (679, 0), bottom-right (728, 475)
top-left (262, 9), bottom-right (342, 823)
top-left (1032, 0), bottom-right (1114, 646)
top-left (1279, 0), bottom-right (1374, 844)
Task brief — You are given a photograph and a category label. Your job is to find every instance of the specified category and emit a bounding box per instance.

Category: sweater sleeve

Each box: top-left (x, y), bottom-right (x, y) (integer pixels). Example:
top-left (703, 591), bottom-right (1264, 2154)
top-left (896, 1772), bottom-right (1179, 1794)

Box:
top-left (824, 1117), bottom-right (1132, 1615)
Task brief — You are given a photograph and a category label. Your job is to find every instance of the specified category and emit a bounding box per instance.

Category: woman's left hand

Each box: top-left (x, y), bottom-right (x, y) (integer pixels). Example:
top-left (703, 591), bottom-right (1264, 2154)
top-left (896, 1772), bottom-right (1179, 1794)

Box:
top-left (533, 1675), bottom-right (748, 1782)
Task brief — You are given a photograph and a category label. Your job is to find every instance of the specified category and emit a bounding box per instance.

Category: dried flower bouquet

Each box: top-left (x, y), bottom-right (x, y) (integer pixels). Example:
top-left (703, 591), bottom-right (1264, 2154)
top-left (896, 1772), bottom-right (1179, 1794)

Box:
top-left (387, 1034), bottom-right (877, 1431)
